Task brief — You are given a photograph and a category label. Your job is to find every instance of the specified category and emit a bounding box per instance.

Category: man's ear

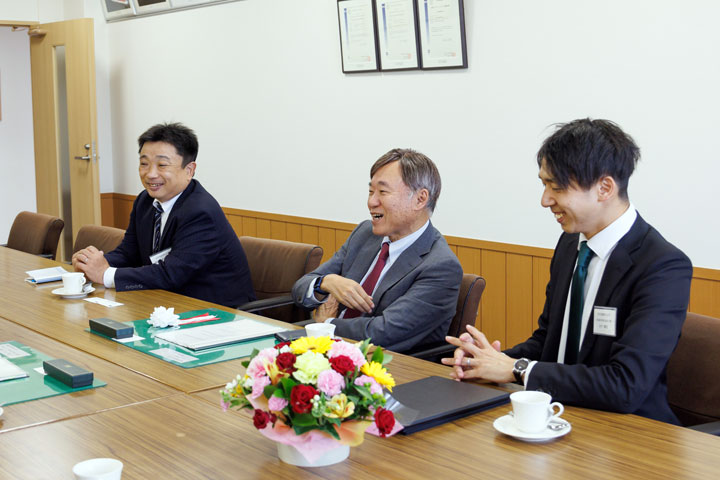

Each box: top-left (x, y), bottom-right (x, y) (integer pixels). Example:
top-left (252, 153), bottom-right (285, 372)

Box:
top-left (185, 161), bottom-right (197, 178)
top-left (414, 188), bottom-right (429, 210)
top-left (597, 175), bottom-right (617, 202)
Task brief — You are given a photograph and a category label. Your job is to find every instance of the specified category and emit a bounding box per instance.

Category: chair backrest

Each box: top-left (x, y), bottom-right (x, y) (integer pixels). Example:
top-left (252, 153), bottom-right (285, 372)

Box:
top-left (73, 225), bottom-right (126, 255)
top-left (447, 273), bottom-right (486, 338)
top-left (239, 236), bottom-right (323, 323)
top-left (6, 211), bottom-right (65, 260)
top-left (667, 312), bottom-right (720, 426)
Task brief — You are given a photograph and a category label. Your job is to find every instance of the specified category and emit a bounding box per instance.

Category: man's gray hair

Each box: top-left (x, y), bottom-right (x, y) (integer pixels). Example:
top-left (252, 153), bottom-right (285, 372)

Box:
top-left (370, 148), bottom-right (442, 212)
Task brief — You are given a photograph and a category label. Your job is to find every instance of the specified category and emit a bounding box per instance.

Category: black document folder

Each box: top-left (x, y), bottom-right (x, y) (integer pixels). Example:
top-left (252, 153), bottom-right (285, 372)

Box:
top-left (392, 376), bottom-right (509, 434)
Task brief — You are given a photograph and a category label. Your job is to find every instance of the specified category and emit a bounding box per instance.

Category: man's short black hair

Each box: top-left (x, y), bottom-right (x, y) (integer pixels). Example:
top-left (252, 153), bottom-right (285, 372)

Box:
top-left (138, 122), bottom-right (198, 167)
top-left (537, 118), bottom-right (640, 200)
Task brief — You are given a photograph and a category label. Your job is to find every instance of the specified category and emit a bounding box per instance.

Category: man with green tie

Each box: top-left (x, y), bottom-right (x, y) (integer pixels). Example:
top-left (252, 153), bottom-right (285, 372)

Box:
top-left (443, 119), bottom-right (692, 424)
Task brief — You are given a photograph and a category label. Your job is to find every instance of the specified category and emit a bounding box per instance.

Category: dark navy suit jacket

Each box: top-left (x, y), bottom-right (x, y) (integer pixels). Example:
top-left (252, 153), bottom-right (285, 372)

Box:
top-left (105, 179), bottom-right (255, 308)
top-left (504, 214), bottom-right (692, 424)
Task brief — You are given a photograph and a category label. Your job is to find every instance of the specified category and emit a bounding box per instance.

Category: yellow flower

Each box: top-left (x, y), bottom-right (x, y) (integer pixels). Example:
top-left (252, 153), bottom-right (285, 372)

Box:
top-left (264, 361), bottom-right (284, 385)
top-left (290, 336), bottom-right (334, 355)
top-left (325, 393), bottom-right (355, 419)
top-left (360, 361), bottom-right (395, 392)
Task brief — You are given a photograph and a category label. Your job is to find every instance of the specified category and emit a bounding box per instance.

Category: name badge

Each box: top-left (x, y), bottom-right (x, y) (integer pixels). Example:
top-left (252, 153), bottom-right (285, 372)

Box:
top-left (593, 306), bottom-right (617, 337)
top-left (150, 247), bottom-right (172, 265)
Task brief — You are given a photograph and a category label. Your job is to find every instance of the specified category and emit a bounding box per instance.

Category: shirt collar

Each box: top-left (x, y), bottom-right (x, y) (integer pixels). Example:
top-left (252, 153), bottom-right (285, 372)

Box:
top-left (383, 220), bottom-right (430, 254)
top-left (581, 204), bottom-right (637, 260)
top-left (153, 191), bottom-right (182, 215)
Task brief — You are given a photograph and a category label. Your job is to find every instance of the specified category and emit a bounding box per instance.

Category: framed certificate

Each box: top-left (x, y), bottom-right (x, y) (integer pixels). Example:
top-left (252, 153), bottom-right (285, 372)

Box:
top-left (375, 0), bottom-right (420, 71)
top-left (417, 0), bottom-right (468, 69)
top-left (337, 0), bottom-right (380, 73)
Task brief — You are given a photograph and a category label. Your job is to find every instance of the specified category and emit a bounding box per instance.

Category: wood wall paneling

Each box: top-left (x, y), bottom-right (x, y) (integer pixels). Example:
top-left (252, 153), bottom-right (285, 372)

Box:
top-left (101, 195), bottom-right (720, 333)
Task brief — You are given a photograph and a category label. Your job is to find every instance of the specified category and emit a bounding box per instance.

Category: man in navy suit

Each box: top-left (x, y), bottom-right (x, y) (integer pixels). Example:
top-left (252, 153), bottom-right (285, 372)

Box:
top-left (72, 123), bottom-right (255, 308)
top-left (443, 119), bottom-right (692, 423)
top-left (292, 149), bottom-right (462, 353)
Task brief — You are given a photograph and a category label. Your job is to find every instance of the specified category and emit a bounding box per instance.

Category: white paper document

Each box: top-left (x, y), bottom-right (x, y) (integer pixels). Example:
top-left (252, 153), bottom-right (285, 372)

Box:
top-left (84, 297), bottom-right (124, 307)
top-left (0, 357), bottom-right (29, 382)
top-left (149, 348), bottom-right (197, 364)
top-left (0, 343), bottom-right (31, 359)
top-left (153, 319), bottom-right (285, 351)
top-left (25, 266), bottom-right (69, 284)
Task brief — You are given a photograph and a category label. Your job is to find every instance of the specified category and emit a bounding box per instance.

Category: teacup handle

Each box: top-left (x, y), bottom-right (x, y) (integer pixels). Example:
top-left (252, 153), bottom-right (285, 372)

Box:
top-left (548, 401), bottom-right (564, 419)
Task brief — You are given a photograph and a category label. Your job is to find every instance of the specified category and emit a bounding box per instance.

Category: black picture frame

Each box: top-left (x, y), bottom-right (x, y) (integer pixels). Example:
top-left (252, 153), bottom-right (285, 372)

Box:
top-left (375, 0), bottom-right (421, 71)
top-left (337, 0), bottom-right (381, 73)
top-left (417, 0), bottom-right (468, 70)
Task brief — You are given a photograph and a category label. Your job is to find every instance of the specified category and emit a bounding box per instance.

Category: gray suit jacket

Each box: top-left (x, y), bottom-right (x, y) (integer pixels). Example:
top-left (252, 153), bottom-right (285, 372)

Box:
top-left (292, 220), bottom-right (462, 353)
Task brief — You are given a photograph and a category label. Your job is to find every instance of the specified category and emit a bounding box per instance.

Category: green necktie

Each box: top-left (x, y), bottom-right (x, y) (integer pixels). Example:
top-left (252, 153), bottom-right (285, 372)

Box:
top-left (565, 241), bottom-right (594, 364)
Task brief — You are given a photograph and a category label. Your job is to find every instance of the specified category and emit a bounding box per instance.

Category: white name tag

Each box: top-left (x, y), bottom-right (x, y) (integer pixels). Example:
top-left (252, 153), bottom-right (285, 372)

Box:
top-left (593, 306), bottom-right (617, 337)
top-left (150, 247), bottom-right (172, 264)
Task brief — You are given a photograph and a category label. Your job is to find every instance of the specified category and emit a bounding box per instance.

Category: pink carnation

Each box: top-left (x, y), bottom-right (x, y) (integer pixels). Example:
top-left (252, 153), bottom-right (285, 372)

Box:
top-left (328, 341), bottom-right (366, 368)
top-left (354, 375), bottom-right (382, 395)
top-left (250, 375), bottom-right (270, 399)
top-left (317, 369), bottom-right (345, 397)
top-left (246, 348), bottom-right (278, 379)
top-left (268, 396), bottom-right (288, 412)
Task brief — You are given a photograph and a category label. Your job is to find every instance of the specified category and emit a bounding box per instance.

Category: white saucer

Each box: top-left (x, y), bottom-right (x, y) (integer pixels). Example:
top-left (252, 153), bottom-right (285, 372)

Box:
top-left (493, 414), bottom-right (571, 442)
top-left (0, 406), bottom-right (3, 417)
top-left (52, 286), bottom-right (95, 299)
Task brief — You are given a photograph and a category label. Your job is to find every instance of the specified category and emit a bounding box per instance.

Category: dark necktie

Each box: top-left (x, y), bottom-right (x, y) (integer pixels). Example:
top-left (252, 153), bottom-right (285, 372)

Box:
top-left (565, 241), bottom-right (594, 364)
top-left (152, 202), bottom-right (163, 254)
top-left (344, 242), bottom-right (390, 319)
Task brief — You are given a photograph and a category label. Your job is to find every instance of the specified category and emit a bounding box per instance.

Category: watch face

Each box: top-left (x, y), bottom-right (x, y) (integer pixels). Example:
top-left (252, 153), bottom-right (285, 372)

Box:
top-left (515, 359), bottom-right (529, 370)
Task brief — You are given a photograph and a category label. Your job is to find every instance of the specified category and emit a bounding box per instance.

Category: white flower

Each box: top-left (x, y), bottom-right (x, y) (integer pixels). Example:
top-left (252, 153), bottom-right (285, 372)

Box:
top-left (147, 306), bottom-right (180, 328)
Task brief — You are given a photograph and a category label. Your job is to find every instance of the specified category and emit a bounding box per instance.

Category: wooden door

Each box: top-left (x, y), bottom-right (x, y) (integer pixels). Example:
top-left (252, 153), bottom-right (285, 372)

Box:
top-left (29, 18), bottom-right (100, 261)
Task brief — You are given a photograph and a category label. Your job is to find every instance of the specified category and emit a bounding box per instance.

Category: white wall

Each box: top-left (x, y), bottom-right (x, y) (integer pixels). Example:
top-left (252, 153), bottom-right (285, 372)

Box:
top-left (102, 0), bottom-right (719, 269)
top-left (2, 1), bottom-right (718, 269)
top-left (0, 27), bottom-right (36, 243)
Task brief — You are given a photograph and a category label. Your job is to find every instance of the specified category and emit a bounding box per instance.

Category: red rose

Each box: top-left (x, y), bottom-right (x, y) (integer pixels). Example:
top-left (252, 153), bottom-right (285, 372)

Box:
top-left (253, 409), bottom-right (275, 430)
top-left (290, 385), bottom-right (319, 414)
top-left (330, 355), bottom-right (355, 376)
top-left (276, 352), bottom-right (297, 373)
top-left (374, 407), bottom-right (395, 437)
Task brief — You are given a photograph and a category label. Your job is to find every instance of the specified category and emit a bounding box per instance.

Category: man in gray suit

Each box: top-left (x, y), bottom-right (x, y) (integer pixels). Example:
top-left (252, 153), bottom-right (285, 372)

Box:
top-left (292, 148), bottom-right (462, 353)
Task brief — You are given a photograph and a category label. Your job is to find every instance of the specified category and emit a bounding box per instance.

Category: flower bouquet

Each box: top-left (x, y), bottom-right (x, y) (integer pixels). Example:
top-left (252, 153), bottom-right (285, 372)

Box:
top-left (221, 336), bottom-right (400, 466)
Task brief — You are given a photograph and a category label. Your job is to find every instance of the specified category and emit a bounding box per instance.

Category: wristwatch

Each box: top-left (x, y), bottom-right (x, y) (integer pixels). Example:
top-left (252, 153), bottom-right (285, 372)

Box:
top-left (313, 274), bottom-right (328, 296)
top-left (512, 358), bottom-right (530, 384)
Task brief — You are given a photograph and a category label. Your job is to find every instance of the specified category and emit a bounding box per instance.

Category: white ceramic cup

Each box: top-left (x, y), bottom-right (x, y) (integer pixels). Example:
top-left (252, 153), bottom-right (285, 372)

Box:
top-left (62, 272), bottom-right (86, 294)
top-left (510, 390), bottom-right (564, 433)
top-left (72, 458), bottom-right (123, 480)
top-left (305, 322), bottom-right (336, 338)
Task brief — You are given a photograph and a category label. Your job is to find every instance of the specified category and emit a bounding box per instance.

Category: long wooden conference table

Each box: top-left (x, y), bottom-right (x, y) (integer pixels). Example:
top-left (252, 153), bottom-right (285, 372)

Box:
top-left (1, 247), bottom-right (719, 479)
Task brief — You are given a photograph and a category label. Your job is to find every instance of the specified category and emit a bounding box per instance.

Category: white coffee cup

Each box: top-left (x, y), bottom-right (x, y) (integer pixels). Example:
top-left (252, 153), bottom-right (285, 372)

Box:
top-left (305, 322), bottom-right (336, 338)
top-left (72, 458), bottom-right (123, 480)
top-left (510, 390), bottom-right (564, 433)
top-left (62, 272), bottom-right (86, 294)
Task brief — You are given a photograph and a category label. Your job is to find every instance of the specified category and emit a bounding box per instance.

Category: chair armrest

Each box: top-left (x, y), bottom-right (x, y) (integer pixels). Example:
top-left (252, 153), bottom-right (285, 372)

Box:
top-left (688, 421), bottom-right (720, 436)
top-left (406, 342), bottom-right (455, 364)
top-left (237, 295), bottom-right (295, 313)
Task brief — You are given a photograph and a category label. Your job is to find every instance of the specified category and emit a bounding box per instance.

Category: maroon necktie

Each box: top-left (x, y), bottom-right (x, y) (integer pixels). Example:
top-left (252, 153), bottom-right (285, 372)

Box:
top-left (343, 242), bottom-right (390, 319)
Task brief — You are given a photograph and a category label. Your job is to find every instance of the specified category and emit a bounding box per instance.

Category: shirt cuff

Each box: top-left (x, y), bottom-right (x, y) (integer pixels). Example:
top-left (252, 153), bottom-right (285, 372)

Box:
top-left (522, 360), bottom-right (538, 388)
top-left (103, 267), bottom-right (116, 289)
top-left (307, 278), bottom-right (328, 303)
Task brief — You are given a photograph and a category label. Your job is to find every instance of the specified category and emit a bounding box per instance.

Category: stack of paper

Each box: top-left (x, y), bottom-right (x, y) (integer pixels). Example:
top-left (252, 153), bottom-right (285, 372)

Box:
top-left (0, 357), bottom-right (29, 382)
top-left (25, 266), bottom-right (69, 284)
top-left (153, 319), bottom-right (285, 351)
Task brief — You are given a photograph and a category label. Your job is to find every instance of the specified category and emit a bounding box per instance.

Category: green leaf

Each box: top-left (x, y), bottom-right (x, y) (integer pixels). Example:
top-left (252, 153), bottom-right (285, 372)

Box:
top-left (264, 384), bottom-right (280, 399)
top-left (371, 346), bottom-right (384, 364)
top-left (381, 352), bottom-right (393, 365)
top-left (292, 413), bottom-right (318, 427)
top-left (280, 376), bottom-right (298, 396)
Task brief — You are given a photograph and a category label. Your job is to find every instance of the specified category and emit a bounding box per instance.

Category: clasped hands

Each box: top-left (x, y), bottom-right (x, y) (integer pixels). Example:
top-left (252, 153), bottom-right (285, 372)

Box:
top-left (441, 325), bottom-right (517, 384)
top-left (311, 274), bottom-right (374, 322)
top-left (71, 245), bottom-right (109, 284)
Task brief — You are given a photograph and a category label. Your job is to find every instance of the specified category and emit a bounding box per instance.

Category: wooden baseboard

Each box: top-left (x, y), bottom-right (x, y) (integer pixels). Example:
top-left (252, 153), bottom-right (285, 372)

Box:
top-left (101, 192), bottom-right (720, 341)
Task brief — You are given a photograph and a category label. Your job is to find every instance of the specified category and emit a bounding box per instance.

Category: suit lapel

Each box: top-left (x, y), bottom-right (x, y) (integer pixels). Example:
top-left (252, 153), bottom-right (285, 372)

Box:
top-left (371, 224), bottom-right (436, 305)
top-left (156, 180), bottom-right (197, 252)
top-left (543, 235), bottom-right (579, 359)
top-left (577, 215), bottom-right (647, 362)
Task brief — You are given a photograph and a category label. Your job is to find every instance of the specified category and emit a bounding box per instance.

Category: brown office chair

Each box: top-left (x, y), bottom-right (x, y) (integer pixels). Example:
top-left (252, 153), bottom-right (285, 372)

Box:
top-left (3, 211), bottom-right (65, 260)
top-left (237, 236), bottom-right (323, 323)
top-left (407, 273), bottom-right (486, 363)
top-left (72, 225), bottom-right (126, 255)
top-left (667, 312), bottom-right (720, 435)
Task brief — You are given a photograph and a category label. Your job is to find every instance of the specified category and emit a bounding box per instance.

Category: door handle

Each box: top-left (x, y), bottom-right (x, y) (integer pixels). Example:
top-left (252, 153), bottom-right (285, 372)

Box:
top-left (74, 155), bottom-right (91, 160)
